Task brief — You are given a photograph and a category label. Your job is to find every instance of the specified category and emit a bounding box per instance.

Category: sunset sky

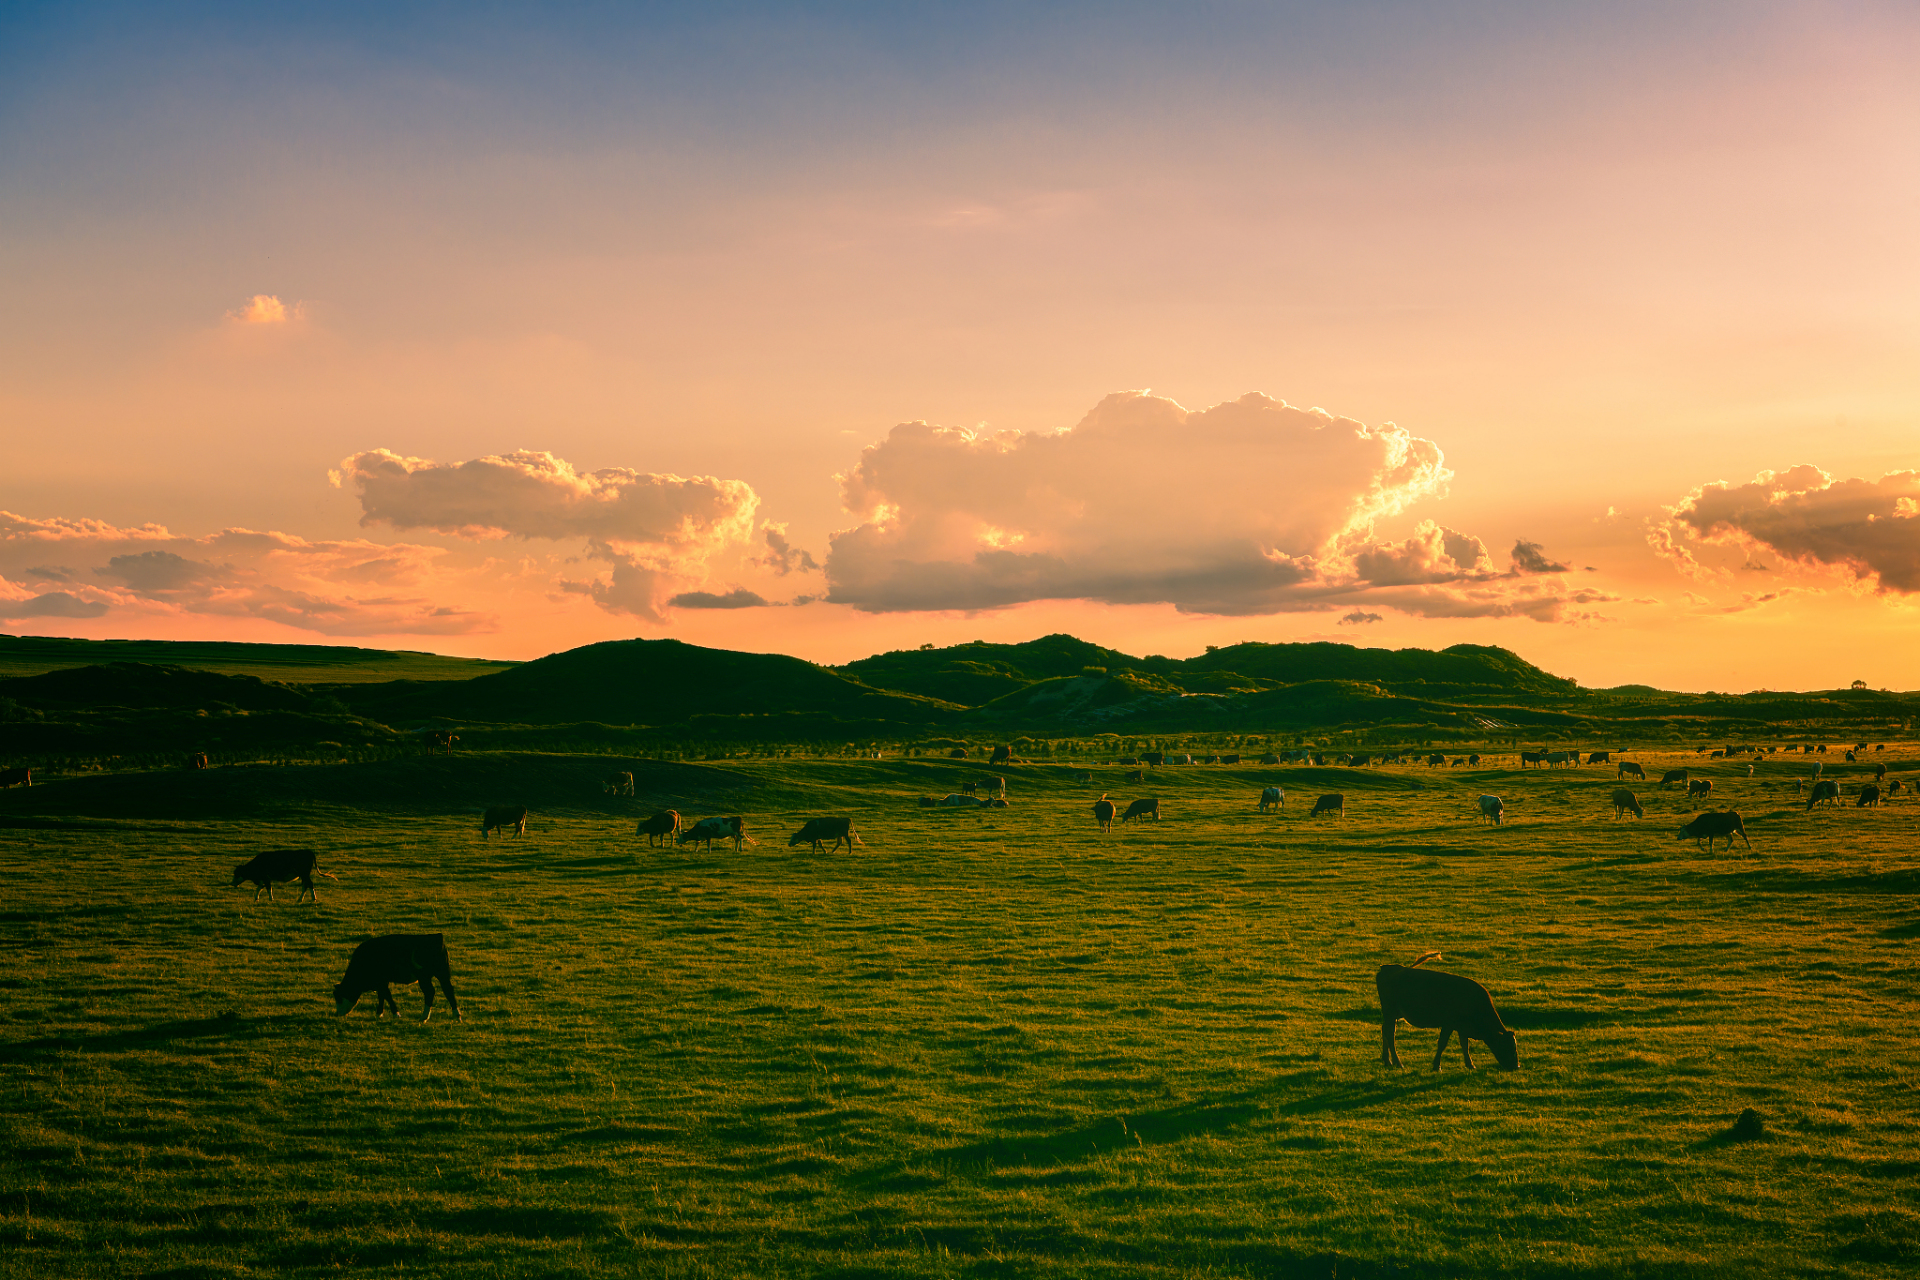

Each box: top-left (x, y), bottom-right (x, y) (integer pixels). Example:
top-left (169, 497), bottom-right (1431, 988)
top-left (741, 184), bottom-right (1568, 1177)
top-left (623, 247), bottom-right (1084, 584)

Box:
top-left (4, 2), bottom-right (1918, 690)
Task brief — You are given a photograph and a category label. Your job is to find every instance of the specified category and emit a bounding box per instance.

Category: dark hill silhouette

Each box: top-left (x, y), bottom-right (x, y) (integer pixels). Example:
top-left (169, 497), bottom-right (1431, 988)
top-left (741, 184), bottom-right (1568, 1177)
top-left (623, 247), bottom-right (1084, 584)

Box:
top-left (0, 662), bottom-right (320, 713)
top-left (1181, 641), bottom-right (1577, 696)
top-left (349, 637), bottom-right (958, 727)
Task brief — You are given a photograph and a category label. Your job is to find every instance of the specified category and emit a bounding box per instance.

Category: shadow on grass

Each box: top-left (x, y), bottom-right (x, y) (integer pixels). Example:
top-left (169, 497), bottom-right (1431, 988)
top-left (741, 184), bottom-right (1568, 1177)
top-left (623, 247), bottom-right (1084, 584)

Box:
top-left (1879, 919), bottom-right (1920, 939)
top-left (1686, 867), bottom-right (1920, 895)
top-left (0, 1011), bottom-right (296, 1063)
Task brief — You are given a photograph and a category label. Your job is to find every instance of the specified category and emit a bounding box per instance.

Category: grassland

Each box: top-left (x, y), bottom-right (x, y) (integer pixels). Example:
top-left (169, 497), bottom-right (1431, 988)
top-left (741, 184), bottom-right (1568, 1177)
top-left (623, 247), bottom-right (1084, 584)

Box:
top-left (2, 749), bottom-right (1917, 1278)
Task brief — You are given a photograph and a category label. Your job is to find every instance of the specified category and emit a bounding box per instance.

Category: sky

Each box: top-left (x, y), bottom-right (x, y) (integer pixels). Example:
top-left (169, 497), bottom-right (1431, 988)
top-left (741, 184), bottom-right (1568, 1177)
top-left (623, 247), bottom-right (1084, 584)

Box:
top-left (3, 1), bottom-right (1918, 690)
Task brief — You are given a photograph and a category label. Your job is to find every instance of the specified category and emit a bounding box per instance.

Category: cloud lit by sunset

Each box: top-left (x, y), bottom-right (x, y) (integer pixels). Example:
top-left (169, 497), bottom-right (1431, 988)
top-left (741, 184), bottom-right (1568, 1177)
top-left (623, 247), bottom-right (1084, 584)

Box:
top-left (231, 294), bottom-right (289, 324)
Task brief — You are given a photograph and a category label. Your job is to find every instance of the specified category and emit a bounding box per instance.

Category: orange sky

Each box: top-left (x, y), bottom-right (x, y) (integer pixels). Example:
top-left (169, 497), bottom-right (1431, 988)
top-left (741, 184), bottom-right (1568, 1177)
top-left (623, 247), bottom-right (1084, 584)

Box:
top-left (3, 3), bottom-right (1918, 689)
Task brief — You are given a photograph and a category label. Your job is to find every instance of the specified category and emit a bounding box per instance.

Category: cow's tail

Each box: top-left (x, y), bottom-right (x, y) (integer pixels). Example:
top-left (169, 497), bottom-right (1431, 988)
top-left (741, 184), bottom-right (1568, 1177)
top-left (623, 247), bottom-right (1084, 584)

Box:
top-left (316, 871), bottom-right (340, 881)
top-left (1407, 950), bottom-right (1443, 969)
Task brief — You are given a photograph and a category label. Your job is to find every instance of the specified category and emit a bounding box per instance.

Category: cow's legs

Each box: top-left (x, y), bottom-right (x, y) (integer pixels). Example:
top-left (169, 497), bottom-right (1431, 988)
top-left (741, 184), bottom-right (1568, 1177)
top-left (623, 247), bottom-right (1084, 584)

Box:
top-left (251, 884), bottom-right (265, 902)
top-left (419, 977), bottom-right (436, 1022)
top-left (1432, 1028), bottom-right (1453, 1072)
top-left (1460, 1038), bottom-right (1477, 1070)
top-left (265, 881), bottom-right (276, 903)
top-left (299, 875), bottom-right (315, 903)
top-left (437, 971), bottom-right (462, 1021)
top-left (1381, 1013), bottom-right (1401, 1068)
top-left (376, 984), bottom-right (396, 1018)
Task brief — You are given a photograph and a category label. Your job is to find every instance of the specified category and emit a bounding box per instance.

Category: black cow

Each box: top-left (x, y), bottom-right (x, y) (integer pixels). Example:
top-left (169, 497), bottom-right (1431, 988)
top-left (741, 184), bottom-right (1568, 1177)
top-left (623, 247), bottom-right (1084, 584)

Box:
top-left (1093, 796), bottom-right (1116, 832)
top-left (635, 810), bottom-right (680, 846)
top-left (1677, 810), bottom-right (1751, 851)
top-left (1806, 779), bottom-right (1841, 809)
top-left (231, 848), bottom-right (327, 902)
top-left (333, 934), bottom-right (462, 1022)
top-left (1376, 952), bottom-right (1517, 1072)
top-left (788, 816), bottom-right (861, 852)
top-left (1618, 761), bottom-right (1646, 780)
top-left (1686, 778), bottom-right (1713, 807)
top-left (1120, 797), bottom-right (1159, 822)
top-left (0, 766), bottom-right (30, 788)
top-left (1660, 769), bottom-right (1689, 789)
top-left (482, 805), bottom-right (528, 838)
top-left (1310, 793), bottom-right (1345, 818)
top-left (1856, 784), bottom-right (1882, 808)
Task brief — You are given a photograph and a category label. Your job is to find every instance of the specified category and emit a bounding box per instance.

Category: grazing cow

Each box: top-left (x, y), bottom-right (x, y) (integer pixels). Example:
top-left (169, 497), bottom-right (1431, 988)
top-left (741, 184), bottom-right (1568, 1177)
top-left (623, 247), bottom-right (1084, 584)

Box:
top-left (1120, 797), bottom-right (1160, 823)
top-left (1888, 779), bottom-right (1905, 798)
top-left (1310, 793), bottom-right (1345, 819)
top-left (1545, 751), bottom-right (1574, 768)
top-left (947, 748), bottom-right (968, 759)
top-left (1618, 761), bottom-right (1646, 780)
top-left (1856, 784), bottom-right (1882, 808)
top-left (1451, 758), bottom-right (1465, 767)
top-left (917, 795), bottom-right (941, 807)
top-left (981, 775), bottom-right (1007, 797)
top-left (1126, 769), bottom-right (1146, 783)
top-left (788, 816), bottom-right (862, 852)
top-left (1587, 751), bottom-right (1610, 765)
top-left (1660, 769), bottom-right (1689, 789)
top-left (1119, 756), bottom-right (1138, 766)
top-left (1076, 772), bottom-right (1094, 784)
top-left (602, 771), bottom-right (635, 797)
top-left (1846, 751), bottom-right (1857, 763)
top-left (1476, 795), bottom-right (1504, 825)
top-left (333, 934), bottom-right (462, 1022)
top-left (188, 753), bottom-right (209, 771)
top-left (679, 816), bottom-right (748, 850)
top-left (1468, 754), bottom-right (1482, 766)
top-left (1260, 753), bottom-right (1281, 765)
top-left (990, 744), bottom-right (1012, 765)
top-left (1222, 754), bottom-right (1242, 765)
top-left (1874, 764), bottom-right (1888, 781)
top-left (1426, 753), bottom-right (1447, 767)
top-left (1686, 778), bottom-right (1713, 807)
top-left (635, 810), bottom-right (680, 846)
top-left (961, 780), bottom-right (979, 796)
top-left (0, 766), bottom-right (30, 788)
top-left (1204, 755), bottom-right (1221, 764)
top-left (1141, 752), bottom-right (1166, 768)
top-left (482, 805), bottom-right (528, 839)
top-left (1259, 786), bottom-right (1284, 813)
top-left (1349, 754), bottom-right (1370, 767)
top-left (1093, 796), bottom-right (1116, 832)
top-left (231, 848), bottom-right (329, 903)
top-left (1709, 750), bottom-right (1724, 760)
top-left (1520, 752), bottom-right (1545, 768)
top-left (1677, 810), bottom-right (1750, 851)
top-left (1610, 789), bottom-right (1644, 819)
top-left (428, 731), bottom-right (459, 757)
top-left (1376, 952), bottom-right (1517, 1072)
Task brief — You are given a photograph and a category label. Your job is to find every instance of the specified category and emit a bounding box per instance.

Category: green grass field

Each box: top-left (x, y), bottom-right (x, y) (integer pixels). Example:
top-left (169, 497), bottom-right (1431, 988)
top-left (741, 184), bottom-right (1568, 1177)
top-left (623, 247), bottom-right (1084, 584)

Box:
top-left (2, 751), bottom-right (1916, 1277)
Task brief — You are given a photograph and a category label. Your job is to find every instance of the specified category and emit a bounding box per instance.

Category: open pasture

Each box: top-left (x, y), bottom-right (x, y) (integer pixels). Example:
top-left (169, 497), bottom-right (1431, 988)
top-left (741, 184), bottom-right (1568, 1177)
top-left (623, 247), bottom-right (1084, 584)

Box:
top-left (2, 752), bottom-right (1917, 1277)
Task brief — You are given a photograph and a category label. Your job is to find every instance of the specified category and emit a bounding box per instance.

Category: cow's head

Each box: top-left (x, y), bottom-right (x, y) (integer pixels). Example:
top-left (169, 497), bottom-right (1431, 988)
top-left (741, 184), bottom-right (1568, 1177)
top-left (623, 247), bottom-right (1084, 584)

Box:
top-left (333, 983), bottom-right (360, 1016)
top-left (1489, 1028), bottom-right (1519, 1070)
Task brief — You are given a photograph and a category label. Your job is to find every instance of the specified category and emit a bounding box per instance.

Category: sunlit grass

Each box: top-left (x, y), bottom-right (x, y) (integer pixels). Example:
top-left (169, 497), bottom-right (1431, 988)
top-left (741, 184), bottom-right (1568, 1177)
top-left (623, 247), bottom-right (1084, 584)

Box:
top-left (1, 751), bottom-right (1915, 1276)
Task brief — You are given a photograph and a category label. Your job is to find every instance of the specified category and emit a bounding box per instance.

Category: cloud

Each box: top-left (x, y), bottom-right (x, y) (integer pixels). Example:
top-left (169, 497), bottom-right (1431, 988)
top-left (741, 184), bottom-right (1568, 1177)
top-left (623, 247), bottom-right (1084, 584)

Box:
top-left (230, 294), bottom-right (291, 324)
top-left (754, 522), bottom-right (820, 576)
top-left (0, 592), bottom-right (108, 619)
top-left (824, 391), bottom-right (1596, 623)
top-left (1510, 540), bottom-right (1569, 574)
top-left (1338, 610), bottom-right (1383, 625)
top-left (0, 510), bottom-right (492, 637)
top-left (668, 589), bottom-right (771, 609)
top-left (1656, 465), bottom-right (1920, 594)
top-left (336, 448), bottom-right (760, 620)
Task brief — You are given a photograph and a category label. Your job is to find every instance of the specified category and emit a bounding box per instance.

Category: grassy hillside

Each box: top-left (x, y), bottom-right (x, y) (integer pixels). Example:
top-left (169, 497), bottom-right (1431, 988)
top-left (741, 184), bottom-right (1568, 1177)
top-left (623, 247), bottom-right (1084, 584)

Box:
top-left (1, 749), bottom-right (1916, 1276)
top-left (0, 633), bottom-right (514, 683)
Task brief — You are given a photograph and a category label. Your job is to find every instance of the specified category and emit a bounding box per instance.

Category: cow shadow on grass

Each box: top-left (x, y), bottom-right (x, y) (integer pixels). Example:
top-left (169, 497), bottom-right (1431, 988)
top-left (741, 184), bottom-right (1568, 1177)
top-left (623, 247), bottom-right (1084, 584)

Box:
top-left (850, 1070), bottom-right (1461, 1187)
top-left (0, 1010), bottom-right (299, 1064)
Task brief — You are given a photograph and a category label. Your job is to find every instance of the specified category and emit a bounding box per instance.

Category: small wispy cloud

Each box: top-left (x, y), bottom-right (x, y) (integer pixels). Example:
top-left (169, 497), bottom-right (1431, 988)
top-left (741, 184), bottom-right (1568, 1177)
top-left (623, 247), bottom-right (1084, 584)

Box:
top-left (230, 294), bottom-right (292, 324)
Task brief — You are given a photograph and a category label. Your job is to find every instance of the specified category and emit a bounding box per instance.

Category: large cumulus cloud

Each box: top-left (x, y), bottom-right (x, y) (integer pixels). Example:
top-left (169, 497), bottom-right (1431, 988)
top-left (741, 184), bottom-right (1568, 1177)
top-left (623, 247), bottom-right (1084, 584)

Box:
top-left (333, 449), bottom-right (759, 620)
top-left (0, 512), bottom-right (487, 636)
top-left (825, 391), bottom-right (1592, 621)
top-left (1654, 465), bottom-right (1920, 593)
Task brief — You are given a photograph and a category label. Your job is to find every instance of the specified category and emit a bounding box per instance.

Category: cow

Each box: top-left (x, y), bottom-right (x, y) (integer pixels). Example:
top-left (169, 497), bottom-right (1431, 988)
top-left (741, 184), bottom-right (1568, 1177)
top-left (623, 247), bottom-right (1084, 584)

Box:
top-left (428, 731), bottom-right (459, 757)
top-left (1520, 752), bottom-right (1545, 768)
top-left (1376, 952), bottom-right (1517, 1072)
top-left (1806, 779), bottom-right (1841, 809)
top-left (936, 793), bottom-right (986, 807)
top-left (1610, 789), bottom-right (1644, 819)
top-left (1476, 795), bottom-right (1504, 825)
top-left (1587, 751), bottom-right (1610, 765)
top-left (1856, 784), bottom-right (1882, 808)
top-left (947, 748), bottom-right (968, 759)
top-left (0, 766), bottom-right (30, 788)
top-left (1141, 752), bottom-right (1166, 767)
top-left (1259, 786), bottom-right (1284, 813)
top-left (1468, 754), bottom-right (1482, 766)
top-left (1427, 753), bottom-right (1447, 767)
top-left (1890, 780), bottom-right (1906, 798)
top-left (1618, 761), bottom-right (1646, 780)
top-left (635, 810), bottom-right (680, 846)
top-left (1874, 764), bottom-right (1888, 782)
top-left (981, 776), bottom-right (1007, 797)
top-left (602, 771), bottom-right (635, 797)
top-left (1686, 778), bottom-right (1713, 807)
top-left (1259, 754), bottom-right (1281, 765)
top-left (961, 780), bottom-right (979, 796)
top-left (1120, 798), bottom-right (1160, 823)
top-left (231, 848), bottom-right (330, 903)
top-left (1222, 754), bottom-right (1242, 765)
top-left (1349, 754), bottom-right (1370, 767)
top-left (1093, 796), bottom-right (1116, 832)
top-left (788, 816), bottom-right (862, 852)
top-left (1204, 755), bottom-right (1220, 764)
top-left (989, 744), bottom-right (1012, 765)
top-left (1660, 768), bottom-right (1689, 789)
top-left (1545, 751), bottom-right (1574, 768)
top-left (1677, 810), bottom-right (1751, 851)
top-left (1126, 769), bottom-right (1146, 783)
top-left (1309, 794), bottom-right (1345, 819)
top-left (1845, 751), bottom-right (1857, 763)
top-left (1076, 772), bottom-right (1094, 784)
top-left (333, 934), bottom-right (462, 1022)
top-left (1709, 750), bottom-right (1724, 760)
top-left (1812, 761), bottom-right (1824, 778)
top-left (679, 816), bottom-right (748, 850)
top-left (188, 753), bottom-right (209, 771)
top-left (481, 805), bottom-right (528, 838)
